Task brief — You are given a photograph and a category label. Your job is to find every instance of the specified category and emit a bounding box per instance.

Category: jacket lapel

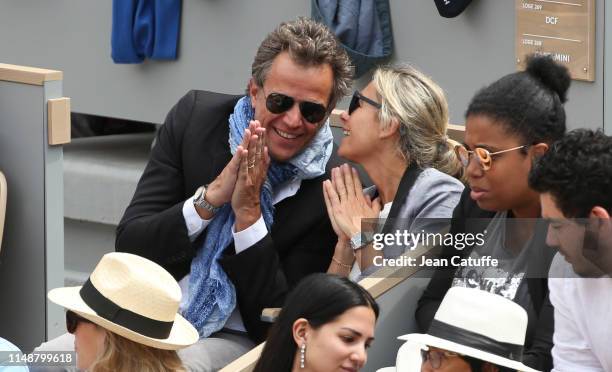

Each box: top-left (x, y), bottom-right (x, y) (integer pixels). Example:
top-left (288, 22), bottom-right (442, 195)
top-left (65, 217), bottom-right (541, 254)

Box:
top-left (380, 162), bottom-right (423, 234)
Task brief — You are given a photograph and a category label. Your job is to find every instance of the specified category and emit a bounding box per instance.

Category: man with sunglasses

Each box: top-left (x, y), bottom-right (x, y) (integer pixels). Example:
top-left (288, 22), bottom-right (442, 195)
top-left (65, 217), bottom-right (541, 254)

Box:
top-left (529, 129), bottom-right (612, 372)
top-left (111, 17), bottom-right (352, 371)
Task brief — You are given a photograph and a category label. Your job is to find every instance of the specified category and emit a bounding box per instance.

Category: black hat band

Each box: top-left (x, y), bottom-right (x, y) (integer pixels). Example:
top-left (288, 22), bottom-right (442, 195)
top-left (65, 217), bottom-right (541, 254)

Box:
top-left (428, 319), bottom-right (524, 362)
top-left (79, 279), bottom-right (174, 339)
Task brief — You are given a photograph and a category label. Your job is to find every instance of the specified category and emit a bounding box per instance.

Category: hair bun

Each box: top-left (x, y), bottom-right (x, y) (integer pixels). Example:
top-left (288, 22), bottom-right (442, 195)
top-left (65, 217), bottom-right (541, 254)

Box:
top-left (525, 55), bottom-right (571, 103)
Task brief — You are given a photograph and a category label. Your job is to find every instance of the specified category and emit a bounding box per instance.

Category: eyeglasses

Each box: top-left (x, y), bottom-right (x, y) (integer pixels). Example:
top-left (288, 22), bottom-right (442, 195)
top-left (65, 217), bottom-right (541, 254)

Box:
top-left (265, 92), bottom-right (327, 124)
top-left (456, 145), bottom-right (527, 171)
top-left (66, 310), bottom-right (94, 334)
top-left (421, 349), bottom-right (464, 369)
top-left (348, 91), bottom-right (382, 115)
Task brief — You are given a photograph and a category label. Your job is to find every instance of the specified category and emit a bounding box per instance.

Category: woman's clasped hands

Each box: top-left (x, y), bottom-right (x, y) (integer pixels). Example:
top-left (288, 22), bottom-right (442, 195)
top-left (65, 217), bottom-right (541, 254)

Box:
top-left (323, 164), bottom-right (382, 274)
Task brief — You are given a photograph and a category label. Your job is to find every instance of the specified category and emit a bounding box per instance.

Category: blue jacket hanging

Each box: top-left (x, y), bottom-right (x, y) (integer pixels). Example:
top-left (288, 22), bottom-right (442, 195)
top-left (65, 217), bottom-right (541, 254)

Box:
top-left (312, 0), bottom-right (393, 78)
top-left (112, 0), bottom-right (182, 63)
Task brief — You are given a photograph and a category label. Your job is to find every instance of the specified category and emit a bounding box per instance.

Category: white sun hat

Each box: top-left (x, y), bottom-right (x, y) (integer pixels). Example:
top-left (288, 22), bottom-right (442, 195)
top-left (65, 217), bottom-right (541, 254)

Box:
top-left (375, 340), bottom-right (423, 372)
top-left (48, 252), bottom-right (199, 350)
top-left (399, 287), bottom-right (540, 372)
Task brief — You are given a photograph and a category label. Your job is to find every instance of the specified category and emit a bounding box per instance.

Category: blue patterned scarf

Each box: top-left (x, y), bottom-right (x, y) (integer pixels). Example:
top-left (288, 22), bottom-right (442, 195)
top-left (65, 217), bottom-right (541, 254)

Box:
top-left (183, 96), bottom-right (333, 337)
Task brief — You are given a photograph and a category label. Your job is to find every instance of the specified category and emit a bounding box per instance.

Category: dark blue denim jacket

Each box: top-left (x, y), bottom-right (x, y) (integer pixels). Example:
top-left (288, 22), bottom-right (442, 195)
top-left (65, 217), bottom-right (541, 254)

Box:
top-left (312, 0), bottom-right (393, 78)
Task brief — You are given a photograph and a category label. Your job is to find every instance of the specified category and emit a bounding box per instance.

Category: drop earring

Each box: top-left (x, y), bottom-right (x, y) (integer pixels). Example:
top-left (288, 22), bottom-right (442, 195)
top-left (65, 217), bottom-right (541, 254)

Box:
top-left (300, 342), bottom-right (306, 368)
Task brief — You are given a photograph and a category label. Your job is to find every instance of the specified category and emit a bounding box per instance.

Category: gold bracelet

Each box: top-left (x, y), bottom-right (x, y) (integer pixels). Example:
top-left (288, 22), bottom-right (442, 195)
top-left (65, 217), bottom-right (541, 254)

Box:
top-left (332, 256), bottom-right (352, 269)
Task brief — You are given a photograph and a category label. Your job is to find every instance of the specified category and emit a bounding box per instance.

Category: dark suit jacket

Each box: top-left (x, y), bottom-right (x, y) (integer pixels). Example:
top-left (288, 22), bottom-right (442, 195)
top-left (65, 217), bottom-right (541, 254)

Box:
top-left (415, 187), bottom-right (556, 371)
top-left (116, 90), bottom-right (338, 342)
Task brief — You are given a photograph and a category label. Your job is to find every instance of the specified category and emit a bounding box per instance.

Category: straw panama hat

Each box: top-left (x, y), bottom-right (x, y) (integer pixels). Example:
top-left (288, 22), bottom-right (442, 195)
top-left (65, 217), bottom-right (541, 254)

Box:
top-left (399, 287), bottom-right (540, 372)
top-left (48, 252), bottom-right (199, 350)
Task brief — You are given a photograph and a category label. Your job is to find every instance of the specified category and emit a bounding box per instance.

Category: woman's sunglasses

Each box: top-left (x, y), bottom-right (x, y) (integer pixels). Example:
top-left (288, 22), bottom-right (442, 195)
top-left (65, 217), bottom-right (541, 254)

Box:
top-left (66, 310), bottom-right (94, 334)
top-left (421, 349), bottom-right (464, 369)
top-left (348, 91), bottom-right (382, 115)
top-left (265, 92), bottom-right (327, 124)
top-left (456, 145), bottom-right (527, 171)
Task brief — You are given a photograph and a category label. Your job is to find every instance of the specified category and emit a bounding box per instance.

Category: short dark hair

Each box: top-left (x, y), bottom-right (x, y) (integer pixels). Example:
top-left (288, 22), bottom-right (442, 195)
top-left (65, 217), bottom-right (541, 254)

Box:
top-left (529, 129), bottom-right (612, 217)
top-left (253, 273), bottom-right (379, 372)
top-left (466, 55), bottom-right (570, 145)
top-left (251, 17), bottom-right (353, 111)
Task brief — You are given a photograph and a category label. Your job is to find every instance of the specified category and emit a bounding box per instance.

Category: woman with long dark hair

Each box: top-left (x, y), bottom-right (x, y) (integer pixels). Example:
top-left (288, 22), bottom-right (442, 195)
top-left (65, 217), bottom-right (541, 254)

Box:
top-left (253, 273), bottom-right (379, 372)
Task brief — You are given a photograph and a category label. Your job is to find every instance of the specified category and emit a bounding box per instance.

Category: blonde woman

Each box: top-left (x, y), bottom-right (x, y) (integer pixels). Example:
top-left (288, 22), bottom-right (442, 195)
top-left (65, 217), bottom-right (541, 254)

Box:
top-left (324, 65), bottom-right (464, 277)
top-left (47, 252), bottom-right (198, 371)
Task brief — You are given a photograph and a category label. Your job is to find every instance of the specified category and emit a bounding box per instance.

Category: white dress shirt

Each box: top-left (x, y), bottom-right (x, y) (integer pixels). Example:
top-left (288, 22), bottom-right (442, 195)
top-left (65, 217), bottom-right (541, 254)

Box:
top-left (179, 179), bottom-right (302, 332)
top-left (549, 253), bottom-right (612, 372)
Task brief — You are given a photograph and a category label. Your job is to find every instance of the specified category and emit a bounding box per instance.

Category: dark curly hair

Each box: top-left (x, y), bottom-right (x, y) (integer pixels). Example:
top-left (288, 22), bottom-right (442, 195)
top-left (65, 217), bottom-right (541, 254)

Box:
top-left (529, 129), bottom-right (612, 218)
top-left (466, 55), bottom-right (570, 145)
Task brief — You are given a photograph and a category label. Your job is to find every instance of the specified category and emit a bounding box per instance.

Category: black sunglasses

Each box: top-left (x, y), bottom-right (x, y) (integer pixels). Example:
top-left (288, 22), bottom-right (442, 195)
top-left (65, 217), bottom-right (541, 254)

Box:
top-left (265, 92), bottom-right (327, 124)
top-left (348, 91), bottom-right (382, 115)
top-left (66, 310), bottom-right (94, 334)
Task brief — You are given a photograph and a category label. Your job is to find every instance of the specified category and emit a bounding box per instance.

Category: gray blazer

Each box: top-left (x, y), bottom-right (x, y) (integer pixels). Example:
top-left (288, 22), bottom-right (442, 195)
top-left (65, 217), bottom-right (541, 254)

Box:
top-left (361, 166), bottom-right (464, 276)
